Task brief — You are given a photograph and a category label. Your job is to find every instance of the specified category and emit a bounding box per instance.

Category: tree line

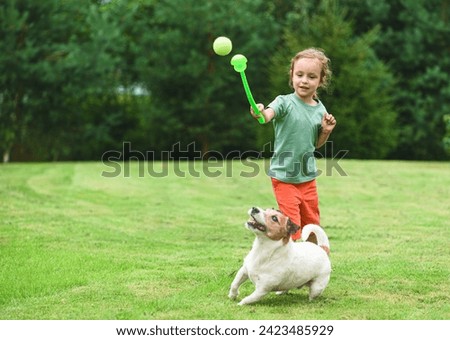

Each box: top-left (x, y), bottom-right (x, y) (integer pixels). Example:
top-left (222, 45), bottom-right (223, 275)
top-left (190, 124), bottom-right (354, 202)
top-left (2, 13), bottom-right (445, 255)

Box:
top-left (1, 0), bottom-right (449, 162)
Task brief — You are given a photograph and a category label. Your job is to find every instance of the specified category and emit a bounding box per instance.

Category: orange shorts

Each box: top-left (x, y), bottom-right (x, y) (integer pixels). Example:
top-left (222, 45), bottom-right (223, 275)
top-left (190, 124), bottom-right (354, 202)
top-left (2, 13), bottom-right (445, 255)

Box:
top-left (271, 178), bottom-right (320, 240)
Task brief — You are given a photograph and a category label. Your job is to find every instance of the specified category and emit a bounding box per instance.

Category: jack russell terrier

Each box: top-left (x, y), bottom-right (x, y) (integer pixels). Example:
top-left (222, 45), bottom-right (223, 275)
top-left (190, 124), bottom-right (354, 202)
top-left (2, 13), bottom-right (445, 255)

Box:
top-left (229, 207), bottom-right (331, 305)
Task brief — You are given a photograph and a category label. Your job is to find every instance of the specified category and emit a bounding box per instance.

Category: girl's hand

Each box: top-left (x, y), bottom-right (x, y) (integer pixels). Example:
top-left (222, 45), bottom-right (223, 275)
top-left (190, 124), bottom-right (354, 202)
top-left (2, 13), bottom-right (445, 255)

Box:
top-left (250, 103), bottom-right (265, 119)
top-left (316, 112), bottom-right (336, 148)
top-left (322, 112), bottom-right (336, 133)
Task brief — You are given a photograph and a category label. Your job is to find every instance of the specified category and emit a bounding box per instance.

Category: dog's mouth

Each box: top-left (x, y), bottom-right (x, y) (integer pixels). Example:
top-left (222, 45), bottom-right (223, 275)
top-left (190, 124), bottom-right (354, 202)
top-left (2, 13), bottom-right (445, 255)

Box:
top-left (247, 216), bottom-right (266, 232)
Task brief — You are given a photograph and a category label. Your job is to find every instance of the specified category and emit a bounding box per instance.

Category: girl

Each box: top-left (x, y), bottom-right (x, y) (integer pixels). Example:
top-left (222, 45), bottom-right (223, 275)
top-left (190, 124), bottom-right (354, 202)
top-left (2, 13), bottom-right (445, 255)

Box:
top-left (250, 48), bottom-right (336, 241)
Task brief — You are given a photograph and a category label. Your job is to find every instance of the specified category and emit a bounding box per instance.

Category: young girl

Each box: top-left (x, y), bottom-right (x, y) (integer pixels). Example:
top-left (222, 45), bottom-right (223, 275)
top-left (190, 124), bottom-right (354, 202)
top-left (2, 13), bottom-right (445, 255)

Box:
top-left (250, 48), bottom-right (336, 241)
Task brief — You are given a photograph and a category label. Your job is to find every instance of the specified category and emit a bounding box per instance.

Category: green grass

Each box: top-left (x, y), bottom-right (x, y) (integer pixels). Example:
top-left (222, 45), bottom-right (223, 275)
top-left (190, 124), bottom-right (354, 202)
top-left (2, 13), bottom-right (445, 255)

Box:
top-left (0, 160), bottom-right (449, 320)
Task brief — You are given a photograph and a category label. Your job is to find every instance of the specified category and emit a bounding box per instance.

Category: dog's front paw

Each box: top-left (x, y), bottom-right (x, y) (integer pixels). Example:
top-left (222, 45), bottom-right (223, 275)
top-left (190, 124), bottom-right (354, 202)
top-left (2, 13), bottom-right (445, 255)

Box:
top-left (228, 289), bottom-right (238, 300)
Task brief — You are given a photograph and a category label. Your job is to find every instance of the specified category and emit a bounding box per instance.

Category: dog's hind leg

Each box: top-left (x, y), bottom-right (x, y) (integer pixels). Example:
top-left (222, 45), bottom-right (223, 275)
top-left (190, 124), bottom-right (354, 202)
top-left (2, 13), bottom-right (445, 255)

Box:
top-left (308, 274), bottom-right (330, 301)
top-left (229, 266), bottom-right (248, 300)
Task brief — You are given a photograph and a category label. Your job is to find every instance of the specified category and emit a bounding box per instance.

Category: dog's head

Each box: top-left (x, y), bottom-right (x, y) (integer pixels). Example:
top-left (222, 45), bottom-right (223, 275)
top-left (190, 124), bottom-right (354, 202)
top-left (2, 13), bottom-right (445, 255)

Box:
top-left (245, 207), bottom-right (300, 244)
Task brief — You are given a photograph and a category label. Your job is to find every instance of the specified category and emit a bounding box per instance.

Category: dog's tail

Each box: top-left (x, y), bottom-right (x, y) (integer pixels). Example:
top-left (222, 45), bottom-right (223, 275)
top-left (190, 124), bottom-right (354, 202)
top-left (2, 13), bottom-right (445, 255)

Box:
top-left (301, 224), bottom-right (330, 255)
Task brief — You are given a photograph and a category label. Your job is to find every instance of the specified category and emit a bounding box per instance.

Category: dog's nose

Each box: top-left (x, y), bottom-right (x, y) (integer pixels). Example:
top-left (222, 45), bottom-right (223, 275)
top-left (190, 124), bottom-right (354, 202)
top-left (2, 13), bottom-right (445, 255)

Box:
top-left (251, 207), bottom-right (260, 215)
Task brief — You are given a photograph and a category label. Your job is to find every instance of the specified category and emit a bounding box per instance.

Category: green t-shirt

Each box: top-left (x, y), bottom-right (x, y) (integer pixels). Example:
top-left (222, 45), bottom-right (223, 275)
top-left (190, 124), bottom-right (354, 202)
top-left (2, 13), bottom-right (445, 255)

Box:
top-left (267, 93), bottom-right (326, 183)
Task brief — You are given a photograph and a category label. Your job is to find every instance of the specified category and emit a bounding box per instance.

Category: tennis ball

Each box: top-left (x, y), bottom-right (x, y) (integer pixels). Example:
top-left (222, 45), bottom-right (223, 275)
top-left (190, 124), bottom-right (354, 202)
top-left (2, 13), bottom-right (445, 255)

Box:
top-left (213, 36), bottom-right (232, 56)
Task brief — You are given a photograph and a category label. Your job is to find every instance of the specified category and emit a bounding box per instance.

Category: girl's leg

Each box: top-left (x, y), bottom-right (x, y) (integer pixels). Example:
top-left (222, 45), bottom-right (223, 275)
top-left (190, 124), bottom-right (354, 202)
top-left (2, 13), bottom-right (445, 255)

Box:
top-left (298, 179), bottom-right (320, 243)
top-left (271, 178), bottom-right (302, 239)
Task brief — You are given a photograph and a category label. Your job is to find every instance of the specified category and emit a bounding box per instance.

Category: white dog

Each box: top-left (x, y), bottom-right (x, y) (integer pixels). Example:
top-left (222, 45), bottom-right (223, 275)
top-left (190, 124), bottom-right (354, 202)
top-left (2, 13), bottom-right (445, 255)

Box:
top-left (229, 207), bottom-right (331, 305)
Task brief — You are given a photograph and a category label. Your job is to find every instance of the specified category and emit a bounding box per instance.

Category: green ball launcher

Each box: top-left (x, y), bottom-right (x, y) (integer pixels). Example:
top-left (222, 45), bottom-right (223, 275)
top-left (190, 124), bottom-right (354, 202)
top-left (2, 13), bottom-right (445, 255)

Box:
top-left (230, 54), bottom-right (265, 124)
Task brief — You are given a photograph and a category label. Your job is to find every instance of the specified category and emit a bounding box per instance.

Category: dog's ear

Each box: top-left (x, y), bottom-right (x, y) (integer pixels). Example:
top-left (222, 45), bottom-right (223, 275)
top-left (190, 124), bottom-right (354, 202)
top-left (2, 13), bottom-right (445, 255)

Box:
top-left (286, 219), bottom-right (301, 235)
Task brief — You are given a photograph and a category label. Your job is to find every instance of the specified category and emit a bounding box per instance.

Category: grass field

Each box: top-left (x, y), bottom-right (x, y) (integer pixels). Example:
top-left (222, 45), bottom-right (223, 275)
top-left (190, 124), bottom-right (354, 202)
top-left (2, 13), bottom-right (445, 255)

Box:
top-left (0, 160), bottom-right (449, 320)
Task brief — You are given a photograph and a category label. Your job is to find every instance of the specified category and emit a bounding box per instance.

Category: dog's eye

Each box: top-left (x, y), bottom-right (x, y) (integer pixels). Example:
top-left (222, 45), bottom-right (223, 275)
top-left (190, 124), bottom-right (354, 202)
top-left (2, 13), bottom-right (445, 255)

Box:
top-left (271, 216), bottom-right (279, 223)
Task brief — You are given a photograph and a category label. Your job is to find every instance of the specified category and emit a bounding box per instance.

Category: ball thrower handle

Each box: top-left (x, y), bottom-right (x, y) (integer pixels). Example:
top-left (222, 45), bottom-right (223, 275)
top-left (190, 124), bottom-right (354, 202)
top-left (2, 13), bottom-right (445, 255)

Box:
top-left (230, 54), bottom-right (265, 124)
top-left (240, 71), bottom-right (265, 124)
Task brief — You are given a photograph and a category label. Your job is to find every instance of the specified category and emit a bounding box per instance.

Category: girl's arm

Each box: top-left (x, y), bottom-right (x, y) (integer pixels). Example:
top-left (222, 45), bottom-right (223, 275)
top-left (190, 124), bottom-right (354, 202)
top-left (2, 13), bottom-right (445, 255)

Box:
top-left (316, 129), bottom-right (332, 148)
top-left (316, 112), bottom-right (336, 148)
top-left (250, 103), bottom-right (275, 123)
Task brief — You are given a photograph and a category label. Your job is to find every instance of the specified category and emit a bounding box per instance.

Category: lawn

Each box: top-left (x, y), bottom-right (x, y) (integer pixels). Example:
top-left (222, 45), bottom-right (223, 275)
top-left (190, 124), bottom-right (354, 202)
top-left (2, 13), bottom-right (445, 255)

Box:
top-left (0, 160), bottom-right (449, 320)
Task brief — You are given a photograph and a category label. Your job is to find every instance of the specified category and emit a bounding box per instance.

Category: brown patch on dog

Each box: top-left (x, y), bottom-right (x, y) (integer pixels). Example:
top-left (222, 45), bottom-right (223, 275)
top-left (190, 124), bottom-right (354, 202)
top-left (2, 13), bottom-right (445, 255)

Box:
top-left (306, 232), bottom-right (318, 244)
top-left (261, 209), bottom-right (300, 244)
top-left (287, 219), bottom-right (301, 235)
top-left (320, 245), bottom-right (330, 255)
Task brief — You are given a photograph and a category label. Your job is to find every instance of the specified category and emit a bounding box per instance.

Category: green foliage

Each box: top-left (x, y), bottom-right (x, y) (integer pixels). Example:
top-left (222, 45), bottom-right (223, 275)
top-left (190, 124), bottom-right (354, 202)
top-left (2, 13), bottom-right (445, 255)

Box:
top-left (0, 0), bottom-right (447, 161)
top-left (0, 0), bottom-right (145, 161)
top-left (342, 0), bottom-right (450, 160)
top-left (444, 114), bottom-right (450, 154)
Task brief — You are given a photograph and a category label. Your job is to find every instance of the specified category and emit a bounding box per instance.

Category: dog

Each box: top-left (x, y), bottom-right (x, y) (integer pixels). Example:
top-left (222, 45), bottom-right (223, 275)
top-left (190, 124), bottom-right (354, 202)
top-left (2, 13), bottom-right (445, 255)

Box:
top-left (228, 207), bottom-right (331, 305)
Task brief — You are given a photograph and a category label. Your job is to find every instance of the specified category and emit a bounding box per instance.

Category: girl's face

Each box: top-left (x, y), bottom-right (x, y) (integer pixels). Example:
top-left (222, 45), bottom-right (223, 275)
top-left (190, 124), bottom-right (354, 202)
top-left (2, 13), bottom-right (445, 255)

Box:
top-left (291, 57), bottom-right (322, 104)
